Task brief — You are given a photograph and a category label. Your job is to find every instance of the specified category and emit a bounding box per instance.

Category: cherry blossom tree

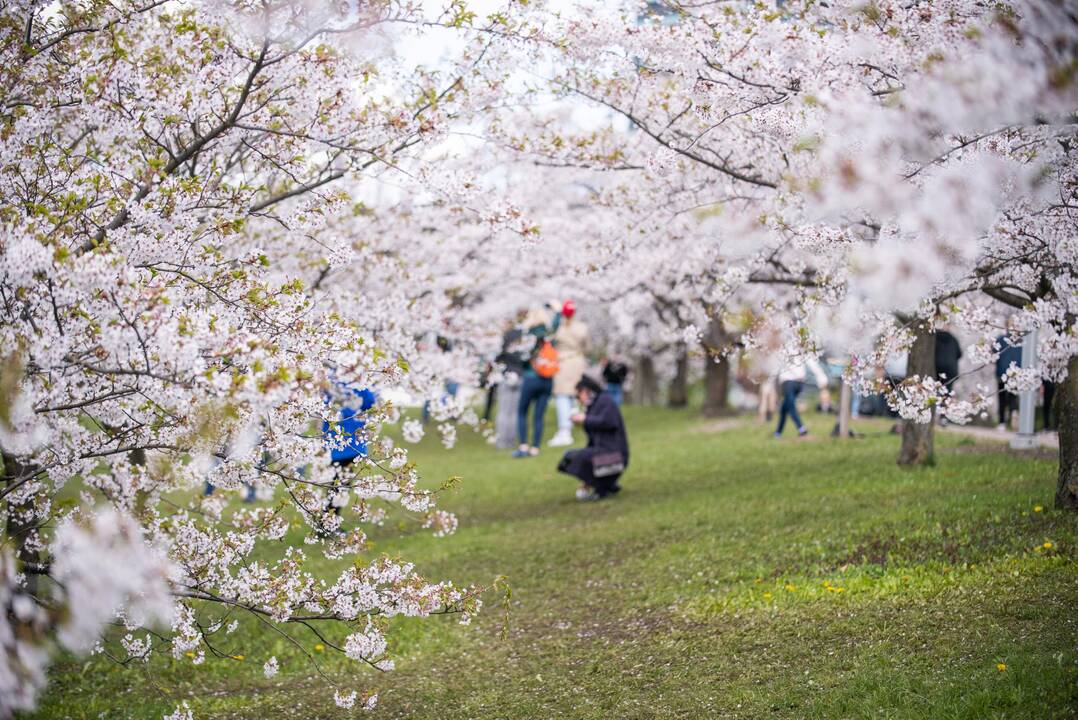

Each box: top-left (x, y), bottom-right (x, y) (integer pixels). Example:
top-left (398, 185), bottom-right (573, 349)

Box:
top-left (2, 0), bottom-right (1076, 715)
top-left (0, 0), bottom-right (548, 713)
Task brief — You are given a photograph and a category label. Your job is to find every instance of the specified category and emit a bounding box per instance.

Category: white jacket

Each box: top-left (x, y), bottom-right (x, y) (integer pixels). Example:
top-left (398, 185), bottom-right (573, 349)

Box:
top-left (777, 359), bottom-right (828, 387)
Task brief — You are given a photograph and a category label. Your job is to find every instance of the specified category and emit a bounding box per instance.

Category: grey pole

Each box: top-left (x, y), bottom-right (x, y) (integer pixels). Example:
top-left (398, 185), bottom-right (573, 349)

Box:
top-left (838, 380), bottom-right (851, 438)
top-left (1010, 328), bottom-right (1038, 450)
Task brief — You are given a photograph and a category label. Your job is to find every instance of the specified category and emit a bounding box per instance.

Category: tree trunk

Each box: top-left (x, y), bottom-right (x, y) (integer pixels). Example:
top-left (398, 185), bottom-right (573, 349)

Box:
top-left (897, 323), bottom-right (936, 466)
top-left (668, 347), bottom-right (689, 408)
top-left (1054, 354), bottom-right (1078, 510)
top-left (701, 316), bottom-right (733, 417)
top-left (632, 355), bottom-right (660, 406)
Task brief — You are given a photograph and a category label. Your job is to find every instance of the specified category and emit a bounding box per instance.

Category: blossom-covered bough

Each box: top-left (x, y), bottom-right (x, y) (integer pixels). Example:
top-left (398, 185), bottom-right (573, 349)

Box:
top-left (0, 0), bottom-right (543, 714)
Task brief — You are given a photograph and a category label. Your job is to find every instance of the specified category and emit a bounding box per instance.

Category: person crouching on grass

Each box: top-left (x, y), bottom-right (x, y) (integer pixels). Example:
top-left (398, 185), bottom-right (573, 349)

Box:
top-left (557, 375), bottom-right (630, 501)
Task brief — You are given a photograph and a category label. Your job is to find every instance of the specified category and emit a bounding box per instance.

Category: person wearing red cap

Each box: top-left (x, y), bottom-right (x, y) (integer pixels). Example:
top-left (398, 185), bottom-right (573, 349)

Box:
top-left (549, 299), bottom-right (590, 447)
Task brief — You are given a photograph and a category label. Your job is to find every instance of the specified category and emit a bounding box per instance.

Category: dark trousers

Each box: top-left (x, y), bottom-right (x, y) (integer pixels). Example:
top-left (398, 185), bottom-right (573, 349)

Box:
top-left (517, 374), bottom-right (552, 446)
top-left (776, 381), bottom-right (805, 434)
top-left (557, 450), bottom-right (622, 497)
top-left (483, 384), bottom-right (498, 421)
top-left (998, 379), bottom-right (1017, 426)
top-left (606, 383), bottom-right (624, 407)
top-left (327, 455), bottom-right (357, 516)
top-left (937, 365), bottom-right (959, 392)
top-left (1043, 381), bottom-right (1056, 430)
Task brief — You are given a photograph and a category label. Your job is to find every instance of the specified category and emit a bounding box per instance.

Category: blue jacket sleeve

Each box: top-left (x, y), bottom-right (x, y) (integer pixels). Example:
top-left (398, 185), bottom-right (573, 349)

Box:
top-left (353, 387), bottom-right (376, 411)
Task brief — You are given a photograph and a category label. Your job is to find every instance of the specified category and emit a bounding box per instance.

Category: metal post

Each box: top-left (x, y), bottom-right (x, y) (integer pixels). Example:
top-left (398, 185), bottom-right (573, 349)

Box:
top-left (838, 381), bottom-right (851, 438)
top-left (1010, 328), bottom-right (1038, 450)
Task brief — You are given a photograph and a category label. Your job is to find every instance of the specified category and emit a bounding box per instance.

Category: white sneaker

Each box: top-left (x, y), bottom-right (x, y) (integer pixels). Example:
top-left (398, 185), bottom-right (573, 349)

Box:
top-left (575, 488), bottom-right (599, 502)
top-left (548, 430), bottom-right (573, 447)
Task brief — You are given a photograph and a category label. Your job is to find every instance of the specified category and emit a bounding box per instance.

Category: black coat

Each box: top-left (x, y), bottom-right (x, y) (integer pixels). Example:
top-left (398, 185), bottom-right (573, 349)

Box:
top-left (557, 392), bottom-right (629, 487)
top-left (496, 328), bottom-right (527, 376)
top-left (934, 330), bottom-right (962, 383)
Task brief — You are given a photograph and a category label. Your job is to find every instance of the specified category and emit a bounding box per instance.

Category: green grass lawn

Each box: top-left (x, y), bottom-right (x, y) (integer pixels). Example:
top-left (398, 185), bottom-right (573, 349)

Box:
top-left (30, 405), bottom-right (1077, 719)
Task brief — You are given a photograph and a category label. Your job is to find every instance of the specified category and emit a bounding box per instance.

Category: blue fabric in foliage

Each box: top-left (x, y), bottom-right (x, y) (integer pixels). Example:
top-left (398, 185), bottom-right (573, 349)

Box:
top-left (323, 383), bottom-right (376, 462)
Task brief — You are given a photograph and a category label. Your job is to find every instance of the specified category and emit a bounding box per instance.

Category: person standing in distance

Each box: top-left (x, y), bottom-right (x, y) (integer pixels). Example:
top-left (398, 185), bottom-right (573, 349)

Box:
top-left (513, 306), bottom-right (560, 457)
top-left (549, 300), bottom-right (589, 447)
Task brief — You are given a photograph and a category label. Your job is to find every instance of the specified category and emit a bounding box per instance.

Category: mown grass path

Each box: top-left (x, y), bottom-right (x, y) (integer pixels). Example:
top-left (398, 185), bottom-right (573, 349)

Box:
top-left (34, 407), bottom-right (1077, 719)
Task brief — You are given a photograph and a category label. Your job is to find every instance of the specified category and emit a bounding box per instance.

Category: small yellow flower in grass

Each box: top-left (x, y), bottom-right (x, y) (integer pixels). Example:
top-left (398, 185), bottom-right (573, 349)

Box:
top-left (784, 583), bottom-right (797, 592)
top-left (185, 651), bottom-right (195, 659)
top-left (762, 592), bottom-right (773, 600)
top-left (232, 655), bottom-right (245, 661)
top-left (1043, 541), bottom-right (1053, 550)
top-left (997, 663), bottom-right (1007, 672)
top-left (314, 644), bottom-right (325, 652)
top-left (1033, 505), bottom-right (1043, 513)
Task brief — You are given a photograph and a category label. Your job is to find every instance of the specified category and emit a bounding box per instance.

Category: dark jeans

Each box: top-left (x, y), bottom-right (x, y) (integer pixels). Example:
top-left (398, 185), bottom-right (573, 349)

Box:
top-left (998, 379), bottom-right (1017, 426)
top-left (517, 374), bottom-right (552, 446)
top-left (606, 383), bottom-right (624, 407)
top-left (776, 380), bottom-right (805, 434)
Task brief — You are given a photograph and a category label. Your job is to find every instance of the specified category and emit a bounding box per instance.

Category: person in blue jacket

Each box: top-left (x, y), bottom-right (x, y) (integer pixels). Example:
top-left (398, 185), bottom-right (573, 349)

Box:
top-left (322, 381), bottom-right (376, 520)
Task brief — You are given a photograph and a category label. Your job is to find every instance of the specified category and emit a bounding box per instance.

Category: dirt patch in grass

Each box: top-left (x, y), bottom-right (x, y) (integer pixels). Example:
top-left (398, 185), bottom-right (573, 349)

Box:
top-left (694, 417), bottom-right (751, 433)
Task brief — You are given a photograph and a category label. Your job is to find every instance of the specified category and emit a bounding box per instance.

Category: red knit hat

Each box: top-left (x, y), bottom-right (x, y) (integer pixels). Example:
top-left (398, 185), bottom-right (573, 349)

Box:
top-left (562, 299), bottom-right (576, 318)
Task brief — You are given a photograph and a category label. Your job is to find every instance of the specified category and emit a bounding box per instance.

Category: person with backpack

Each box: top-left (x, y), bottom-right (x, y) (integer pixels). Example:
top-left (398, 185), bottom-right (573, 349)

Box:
top-left (513, 305), bottom-right (560, 458)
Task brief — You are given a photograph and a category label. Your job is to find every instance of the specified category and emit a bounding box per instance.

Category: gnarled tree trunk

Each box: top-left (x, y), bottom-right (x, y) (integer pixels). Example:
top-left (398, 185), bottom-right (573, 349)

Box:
top-left (668, 347), bottom-right (689, 408)
top-left (632, 355), bottom-right (660, 406)
top-left (701, 316), bottom-right (733, 418)
top-left (898, 323), bottom-right (936, 466)
top-left (1054, 354), bottom-right (1078, 510)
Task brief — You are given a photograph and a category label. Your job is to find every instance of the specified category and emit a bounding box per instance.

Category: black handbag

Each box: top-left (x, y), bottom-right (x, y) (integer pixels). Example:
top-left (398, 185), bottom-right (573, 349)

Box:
top-left (592, 451), bottom-right (625, 478)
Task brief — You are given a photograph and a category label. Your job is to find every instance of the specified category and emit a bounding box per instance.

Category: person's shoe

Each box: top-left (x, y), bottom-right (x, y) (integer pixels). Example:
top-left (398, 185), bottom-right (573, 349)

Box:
top-left (996, 423), bottom-right (1006, 432)
top-left (576, 488), bottom-right (600, 502)
top-left (528, 446), bottom-right (540, 456)
top-left (797, 427), bottom-right (809, 437)
top-left (548, 430), bottom-right (573, 447)
top-left (511, 448), bottom-right (531, 458)
top-left (773, 432), bottom-right (782, 439)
